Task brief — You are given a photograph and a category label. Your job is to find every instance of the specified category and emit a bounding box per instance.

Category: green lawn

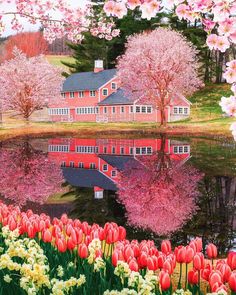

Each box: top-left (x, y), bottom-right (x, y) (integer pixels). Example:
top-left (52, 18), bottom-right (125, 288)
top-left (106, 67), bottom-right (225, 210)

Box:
top-left (46, 55), bottom-right (75, 72)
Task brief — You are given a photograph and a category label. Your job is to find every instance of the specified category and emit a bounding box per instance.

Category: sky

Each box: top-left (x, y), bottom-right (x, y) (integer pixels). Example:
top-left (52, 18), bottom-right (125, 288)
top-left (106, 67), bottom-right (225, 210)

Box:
top-left (0, 0), bottom-right (88, 37)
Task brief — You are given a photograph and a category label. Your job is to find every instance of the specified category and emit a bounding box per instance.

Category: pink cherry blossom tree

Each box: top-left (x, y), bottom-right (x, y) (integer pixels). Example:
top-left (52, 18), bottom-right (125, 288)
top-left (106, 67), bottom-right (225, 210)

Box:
top-left (117, 28), bottom-right (202, 126)
top-left (0, 48), bottom-right (64, 121)
top-left (117, 149), bottom-right (203, 236)
top-left (0, 141), bottom-right (64, 206)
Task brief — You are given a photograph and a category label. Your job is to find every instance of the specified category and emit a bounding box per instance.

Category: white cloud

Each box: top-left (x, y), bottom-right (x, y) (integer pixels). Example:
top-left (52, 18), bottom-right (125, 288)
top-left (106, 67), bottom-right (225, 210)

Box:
top-left (0, 0), bottom-right (88, 37)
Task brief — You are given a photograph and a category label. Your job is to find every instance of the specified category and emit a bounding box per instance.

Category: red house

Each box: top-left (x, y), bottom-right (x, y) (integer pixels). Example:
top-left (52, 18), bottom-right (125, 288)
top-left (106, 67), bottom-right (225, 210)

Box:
top-left (48, 138), bottom-right (191, 198)
top-left (48, 60), bottom-right (191, 123)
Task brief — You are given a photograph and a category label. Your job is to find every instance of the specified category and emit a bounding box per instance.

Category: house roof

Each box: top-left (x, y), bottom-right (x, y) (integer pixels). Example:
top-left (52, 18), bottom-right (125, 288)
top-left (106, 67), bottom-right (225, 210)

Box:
top-left (99, 155), bottom-right (139, 171)
top-left (98, 88), bottom-right (132, 105)
top-left (62, 69), bottom-right (117, 92)
top-left (62, 167), bottom-right (117, 191)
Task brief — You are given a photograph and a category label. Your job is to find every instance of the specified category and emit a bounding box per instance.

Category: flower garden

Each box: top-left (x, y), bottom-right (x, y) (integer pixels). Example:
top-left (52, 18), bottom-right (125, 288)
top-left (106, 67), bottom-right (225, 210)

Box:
top-left (0, 202), bottom-right (234, 295)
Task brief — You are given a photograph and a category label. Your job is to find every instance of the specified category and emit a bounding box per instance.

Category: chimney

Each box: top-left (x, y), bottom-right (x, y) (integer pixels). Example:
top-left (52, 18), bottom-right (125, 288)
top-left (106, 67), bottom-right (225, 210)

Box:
top-left (94, 60), bottom-right (104, 73)
top-left (94, 186), bottom-right (104, 199)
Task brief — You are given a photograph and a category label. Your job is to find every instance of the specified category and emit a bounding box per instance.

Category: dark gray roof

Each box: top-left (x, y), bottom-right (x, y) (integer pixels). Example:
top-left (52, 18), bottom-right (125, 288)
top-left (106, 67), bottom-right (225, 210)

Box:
top-left (62, 167), bottom-right (117, 191)
top-left (98, 88), bottom-right (132, 105)
top-left (99, 155), bottom-right (140, 171)
top-left (62, 69), bottom-right (117, 92)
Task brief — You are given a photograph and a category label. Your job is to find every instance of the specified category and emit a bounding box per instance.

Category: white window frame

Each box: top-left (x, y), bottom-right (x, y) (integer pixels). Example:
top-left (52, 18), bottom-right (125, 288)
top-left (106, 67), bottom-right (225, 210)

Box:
top-left (69, 161), bottom-right (74, 167)
top-left (104, 107), bottom-right (107, 114)
top-left (90, 90), bottom-right (96, 97)
top-left (120, 106), bottom-right (125, 114)
top-left (90, 163), bottom-right (96, 169)
top-left (111, 82), bottom-right (117, 90)
top-left (61, 92), bottom-right (66, 99)
top-left (173, 106), bottom-right (189, 115)
top-left (48, 108), bottom-right (69, 116)
top-left (69, 92), bottom-right (75, 98)
top-left (173, 145), bottom-right (190, 154)
top-left (111, 170), bottom-right (117, 177)
top-left (103, 164), bottom-right (108, 171)
top-left (78, 162), bottom-right (84, 168)
top-left (129, 106), bottom-right (134, 113)
top-left (102, 88), bottom-right (108, 96)
top-left (78, 91), bottom-right (84, 98)
top-left (120, 147), bottom-right (124, 154)
top-left (112, 106), bottom-right (116, 114)
top-left (76, 107), bottom-right (97, 115)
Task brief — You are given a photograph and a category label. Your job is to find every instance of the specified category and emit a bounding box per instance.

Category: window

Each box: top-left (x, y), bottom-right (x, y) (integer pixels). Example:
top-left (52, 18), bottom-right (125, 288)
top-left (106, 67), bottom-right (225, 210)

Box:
top-left (78, 91), bottom-right (84, 98)
top-left (174, 107), bottom-right (178, 114)
top-left (61, 92), bottom-right (66, 98)
top-left (173, 107), bottom-right (189, 115)
top-left (61, 161), bottom-right (66, 167)
top-left (48, 145), bottom-right (69, 152)
top-left (130, 147), bottom-right (134, 155)
top-left (184, 146), bottom-right (189, 153)
top-left (78, 162), bottom-right (84, 168)
top-left (111, 82), bottom-right (117, 90)
top-left (136, 106), bottom-right (140, 113)
top-left (147, 106), bottom-right (152, 113)
top-left (184, 108), bottom-right (188, 114)
top-left (102, 88), bottom-right (108, 96)
top-left (90, 163), bottom-right (96, 169)
top-left (48, 108), bottom-right (69, 115)
top-left (179, 107), bottom-right (183, 114)
top-left (142, 106), bottom-right (146, 113)
top-left (112, 147), bottom-right (116, 154)
top-left (103, 164), bottom-right (108, 171)
top-left (90, 90), bottom-right (96, 97)
top-left (76, 146), bottom-right (99, 154)
top-left (70, 92), bottom-right (74, 98)
top-left (111, 170), bottom-right (117, 177)
top-left (112, 107), bottom-right (116, 114)
top-left (120, 106), bottom-right (125, 113)
top-left (103, 147), bottom-right (107, 154)
top-left (76, 107), bottom-right (98, 115)
top-left (104, 107), bottom-right (107, 114)
top-left (130, 106), bottom-right (133, 113)
top-left (120, 147), bottom-right (124, 154)
top-left (173, 145), bottom-right (190, 154)
top-left (69, 161), bottom-right (74, 167)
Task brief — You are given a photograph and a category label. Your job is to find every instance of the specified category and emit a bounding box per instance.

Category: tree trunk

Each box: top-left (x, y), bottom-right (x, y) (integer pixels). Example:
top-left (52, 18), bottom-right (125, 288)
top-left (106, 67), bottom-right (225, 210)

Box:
top-left (159, 106), bottom-right (166, 127)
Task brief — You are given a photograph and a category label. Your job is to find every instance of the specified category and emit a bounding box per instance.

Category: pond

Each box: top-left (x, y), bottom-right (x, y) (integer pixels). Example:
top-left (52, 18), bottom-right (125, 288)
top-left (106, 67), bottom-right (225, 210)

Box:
top-left (0, 135), bottom-right (235, 255)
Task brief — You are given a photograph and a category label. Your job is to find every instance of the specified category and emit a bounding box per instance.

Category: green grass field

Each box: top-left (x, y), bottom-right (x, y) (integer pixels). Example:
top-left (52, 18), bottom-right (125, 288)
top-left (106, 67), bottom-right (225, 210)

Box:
top-left (46, 55), bottom-right (75, 72)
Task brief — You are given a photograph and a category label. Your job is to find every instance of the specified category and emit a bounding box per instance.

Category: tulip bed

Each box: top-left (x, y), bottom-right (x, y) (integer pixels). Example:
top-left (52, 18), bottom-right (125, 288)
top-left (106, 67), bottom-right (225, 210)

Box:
top-left (0, 202), bottom-right (235, 295)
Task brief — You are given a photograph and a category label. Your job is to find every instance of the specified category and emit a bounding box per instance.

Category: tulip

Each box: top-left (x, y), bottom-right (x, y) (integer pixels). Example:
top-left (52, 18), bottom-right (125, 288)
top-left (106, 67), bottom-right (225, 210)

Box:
top-left (139, 252), bottom-right (148, 268)
top-left (159, 270), bottom-right (171, 291)
top-left (78, 243), bottom-right (88, 259)
top-left (112, 251), bottom-right (119, 267)
top-left (161, 240), bottom-right (171, 255)
top-left (42, 229), bottom-right (52, 243)
top-left (185, 246), bottom-right (195, 264)
top-left (188, 269), bottom-right (199, 285)
top-left (157, 254), bottom-right (165, 269)
top-left (227, 251), bottom-right (236, 270)
top-left (57, 238), bottom-right (67, 253)
top-left (129, 259), bottom-right (139, 272)
top-left (201, 262), bottom-right (213, 281)
top-left (229, 272), bottom-right (236, 292)
top-left (206, 243), bottom-right (218, 259)
top-left (124, 246), bottom-right (134, 261)
top-left (67, 237), bottom-right (76, 250)
top-left (118, 226), bottom-right (126, 240)
top-left (193, 253), bottom-right (205, 271)
top-left (175, 246), bottom-right (186, 264)
top-left (147, 257), bottom-right (156, 271)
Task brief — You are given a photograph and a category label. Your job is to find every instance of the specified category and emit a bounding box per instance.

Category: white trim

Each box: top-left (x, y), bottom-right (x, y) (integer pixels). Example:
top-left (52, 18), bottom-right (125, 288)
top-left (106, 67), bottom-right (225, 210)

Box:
top-left (111, 82), bottom-right (117, 90)
top-left (102, 88), bottom-right (108, 96)
top-left (89, 90), bottom-right (96, 97)
top-left (173, 106), bottom-right (189, 115)
top-left (98, 76), bottom-right (118, 91)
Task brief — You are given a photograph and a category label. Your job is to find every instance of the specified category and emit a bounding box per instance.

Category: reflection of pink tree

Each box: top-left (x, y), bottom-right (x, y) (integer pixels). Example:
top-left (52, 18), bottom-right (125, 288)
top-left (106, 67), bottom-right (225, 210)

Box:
top-left (117, 153), bottom-right (203, 236)
top-left (0, 142), bottom-right (64, 206)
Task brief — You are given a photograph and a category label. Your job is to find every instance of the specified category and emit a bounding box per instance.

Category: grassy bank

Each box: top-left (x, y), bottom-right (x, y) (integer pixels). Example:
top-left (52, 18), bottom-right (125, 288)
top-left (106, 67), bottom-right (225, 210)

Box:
top-left (0, 83), bottom-right (234, 141)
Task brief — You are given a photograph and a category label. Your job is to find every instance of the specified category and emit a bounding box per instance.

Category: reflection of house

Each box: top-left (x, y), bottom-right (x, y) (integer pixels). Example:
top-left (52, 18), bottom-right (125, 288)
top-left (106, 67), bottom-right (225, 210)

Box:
top-left (48, 60), bottom-right (191, 123)
top-left (48, 138), bottom-right (191, 197)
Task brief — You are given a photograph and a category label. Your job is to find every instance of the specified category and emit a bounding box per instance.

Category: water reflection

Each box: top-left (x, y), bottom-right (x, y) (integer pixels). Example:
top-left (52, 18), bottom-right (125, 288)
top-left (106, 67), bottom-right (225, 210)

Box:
top-left (0, 136), bottom-right (235, 251)
top-left (0, 140), bottom-right (64, 206)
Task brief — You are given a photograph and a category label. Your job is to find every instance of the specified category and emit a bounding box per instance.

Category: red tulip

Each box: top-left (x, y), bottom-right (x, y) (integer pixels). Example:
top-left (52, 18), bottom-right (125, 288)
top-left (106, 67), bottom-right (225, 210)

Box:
top-left (61, 213), bottom-right (68, 225)
top-left (124, 246), bottom-right (134, 261)
top-left (216, 262), bottom-right (231, 283)
top-left (129, 259), bottom-right (139, 272)
top-left (132, 244), bottom-right (140, 257)
top-left (57, 238), bottom-right (67, 253)
top-left (147, 257), bottom-right (156, 271)
top-left (209, 271), bottom-right (222, 291)
top-left (139, 252), bottom-right (148, 268)
top-left (185, 246), bottom-right (195, 264)
top-left (157, 254), bottom-right (165, 269)
top-left (193, 253), bottom-right (205, 270)
top-left (8, 217), bottom-right (17, 231)
top-left (161, 240), bottom-right (171, 255)
top-left (112, 251), bottom-right (119, 267)
top-left (206, 243), bottom-right (218, 259)
top-left (201, 262), bottom-right (213, 281)
top-left (67, 237), bottom-right (76, 250)
top-left (163, 259), bottom-right (174, 274)
top-left (227, 251), bottom-right (236, 270)
top-left (78, 243), bottom-right (88, 258)
top-left (229, 272), bottom-right (236, 292)
top-left (27, 224), bottom-right (36, 238)
top-left (188, 269), bottom-right (199, 285)
top-left (159, 271), bottom-right (171, 291)
top-left (175, 246), bottom-right (186, 264)
top-left (118, 226), bottom-right (126, 240)
top-left (193, 237), bottom-right (202, 252)
top-left (42, 229), bottom-right (52, 243)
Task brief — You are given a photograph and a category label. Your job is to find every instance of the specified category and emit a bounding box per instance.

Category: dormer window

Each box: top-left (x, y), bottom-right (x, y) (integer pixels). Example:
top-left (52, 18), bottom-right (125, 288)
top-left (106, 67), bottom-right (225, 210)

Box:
top-left (61, 92), bottom-right (66, 98)
top-left (70, 92), bottom-right (74, 98)
top-left (102, 88), bottom-right (108, 96)
top-left (111, 82), bottom-right (117, 90)
top-left (90, 90), bottom-right (96, 97)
